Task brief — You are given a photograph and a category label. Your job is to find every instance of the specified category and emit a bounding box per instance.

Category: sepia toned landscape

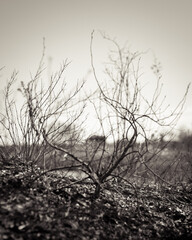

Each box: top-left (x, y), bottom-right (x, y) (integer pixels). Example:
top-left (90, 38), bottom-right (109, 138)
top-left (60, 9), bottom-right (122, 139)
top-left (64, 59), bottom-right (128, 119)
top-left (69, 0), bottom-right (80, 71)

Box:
top-left (0, 1), bottom-right (192, 239)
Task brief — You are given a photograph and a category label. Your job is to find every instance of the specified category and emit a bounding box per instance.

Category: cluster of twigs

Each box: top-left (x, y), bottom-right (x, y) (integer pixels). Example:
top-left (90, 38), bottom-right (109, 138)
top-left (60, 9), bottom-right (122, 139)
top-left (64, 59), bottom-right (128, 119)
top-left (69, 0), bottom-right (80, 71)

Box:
top-left (0, 33), bottom-right (190, 197)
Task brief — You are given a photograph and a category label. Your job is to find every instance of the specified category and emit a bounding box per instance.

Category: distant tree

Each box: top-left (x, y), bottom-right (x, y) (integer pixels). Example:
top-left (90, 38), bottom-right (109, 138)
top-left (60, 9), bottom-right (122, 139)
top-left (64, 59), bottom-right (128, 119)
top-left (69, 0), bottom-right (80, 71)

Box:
top-left (178, 130), bottom-right (192, 151)
top-left (87, 135), bottom-right (106, 143)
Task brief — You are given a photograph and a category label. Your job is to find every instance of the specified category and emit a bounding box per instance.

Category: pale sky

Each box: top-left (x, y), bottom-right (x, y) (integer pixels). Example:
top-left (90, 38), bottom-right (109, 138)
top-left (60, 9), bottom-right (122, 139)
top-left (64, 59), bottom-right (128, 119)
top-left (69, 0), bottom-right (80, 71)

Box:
top-left (0, 0), bottom-right (192, 131)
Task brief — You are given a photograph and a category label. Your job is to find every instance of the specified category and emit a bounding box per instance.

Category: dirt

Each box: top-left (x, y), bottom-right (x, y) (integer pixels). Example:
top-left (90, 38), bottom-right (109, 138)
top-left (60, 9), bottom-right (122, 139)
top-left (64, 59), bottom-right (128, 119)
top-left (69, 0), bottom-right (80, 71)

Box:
top-left (0, 168), bottom-right (192, 240)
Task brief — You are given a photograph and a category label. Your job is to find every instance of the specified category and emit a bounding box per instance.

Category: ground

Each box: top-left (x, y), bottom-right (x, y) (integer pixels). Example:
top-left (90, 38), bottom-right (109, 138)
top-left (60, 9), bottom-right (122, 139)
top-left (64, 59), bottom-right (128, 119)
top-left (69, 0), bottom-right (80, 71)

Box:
top-left (0, 168), bottom-right (192, 240)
